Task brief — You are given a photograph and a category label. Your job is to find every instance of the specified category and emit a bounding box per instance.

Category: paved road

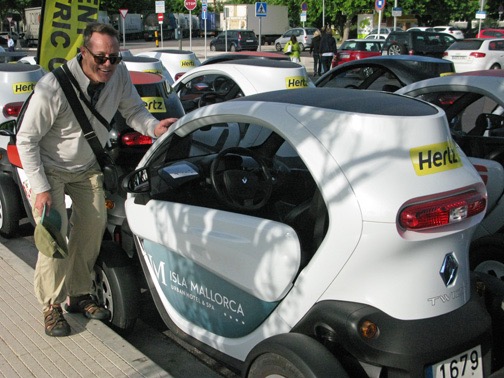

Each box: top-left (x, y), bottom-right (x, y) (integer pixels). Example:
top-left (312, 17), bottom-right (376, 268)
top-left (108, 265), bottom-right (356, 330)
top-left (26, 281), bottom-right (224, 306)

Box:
top-left (0, 222), bottom-right (237, 377)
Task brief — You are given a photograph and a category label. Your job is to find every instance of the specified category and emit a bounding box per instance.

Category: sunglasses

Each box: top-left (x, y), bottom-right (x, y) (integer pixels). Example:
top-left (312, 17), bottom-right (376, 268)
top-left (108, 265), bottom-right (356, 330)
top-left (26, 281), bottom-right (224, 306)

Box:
top-left (83, 45), bottom-right (122, 65)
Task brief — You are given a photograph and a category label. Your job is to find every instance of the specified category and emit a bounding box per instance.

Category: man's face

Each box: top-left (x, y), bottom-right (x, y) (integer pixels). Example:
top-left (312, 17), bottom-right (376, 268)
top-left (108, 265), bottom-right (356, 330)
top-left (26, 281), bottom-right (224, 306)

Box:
top-left (80, 32), bottom-right (120, 83)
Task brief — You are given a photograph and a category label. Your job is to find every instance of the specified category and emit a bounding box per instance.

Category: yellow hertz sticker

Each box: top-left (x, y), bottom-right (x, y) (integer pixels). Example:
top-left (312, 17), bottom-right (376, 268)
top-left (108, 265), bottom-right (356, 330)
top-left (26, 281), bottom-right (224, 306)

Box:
top-left (285, 76), bottom-right (309, 89)
top-left (180, 60), bottom-right (195, 68)
top-left (410, 140), bottom-right (463, 176)
top-left (142, 97), bottom-right (167, 113)
top-left (12, 82), bottom-right (36, 95)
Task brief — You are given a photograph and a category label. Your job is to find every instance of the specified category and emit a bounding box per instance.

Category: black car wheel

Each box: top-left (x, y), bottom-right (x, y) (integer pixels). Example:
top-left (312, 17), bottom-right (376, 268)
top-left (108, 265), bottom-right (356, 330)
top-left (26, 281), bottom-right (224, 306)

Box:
top-left (470, 234), bottom-right (504, 281)
top-left (245, 333), bottom-right (349, 378)
top-left (275, 42), bottom-right (282, 51)
top-left (230, 44), bottom-right (237, 52)
top-left (0, 173), bottom-right (22, 238)
top-left (92, 241), bottom-right (140, 335)
top-left (388, 43), bottom-right (405, 55)
top-left (210, 44), bottom-right (216, 51)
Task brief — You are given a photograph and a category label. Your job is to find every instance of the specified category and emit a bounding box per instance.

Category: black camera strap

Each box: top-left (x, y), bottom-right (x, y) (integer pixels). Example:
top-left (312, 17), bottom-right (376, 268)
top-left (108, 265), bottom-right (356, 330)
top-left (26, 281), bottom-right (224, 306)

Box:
top-left (52, 65), bottom-right (109, 168)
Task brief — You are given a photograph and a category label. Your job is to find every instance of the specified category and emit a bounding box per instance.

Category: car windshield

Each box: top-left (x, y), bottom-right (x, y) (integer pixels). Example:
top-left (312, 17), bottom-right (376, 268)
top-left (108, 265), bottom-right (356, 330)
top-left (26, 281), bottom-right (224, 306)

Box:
top-left (240, 31), bottom-right (256, 39)
top-left (448, 40), bottom-right (484, 50)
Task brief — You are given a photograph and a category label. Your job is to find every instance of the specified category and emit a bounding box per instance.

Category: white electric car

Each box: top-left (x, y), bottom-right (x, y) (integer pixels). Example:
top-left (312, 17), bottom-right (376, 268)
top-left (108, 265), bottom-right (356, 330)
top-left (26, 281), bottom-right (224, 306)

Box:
top-left (119, 88), bottom-right (504, 376)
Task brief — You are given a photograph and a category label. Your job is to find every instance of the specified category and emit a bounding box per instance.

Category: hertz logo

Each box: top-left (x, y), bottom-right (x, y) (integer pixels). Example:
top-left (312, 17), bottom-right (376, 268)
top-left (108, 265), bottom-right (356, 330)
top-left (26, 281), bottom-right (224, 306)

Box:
top-left (142, 97), bottom-right (167, 113)
top-left (180, 60), bottom-right (195, 67)
top-left (13, 82), bottom-right (36, 94)
top-left (285, 76), bottom-right (309, 89)
top-left (410, 140), bottom-right (462, 176)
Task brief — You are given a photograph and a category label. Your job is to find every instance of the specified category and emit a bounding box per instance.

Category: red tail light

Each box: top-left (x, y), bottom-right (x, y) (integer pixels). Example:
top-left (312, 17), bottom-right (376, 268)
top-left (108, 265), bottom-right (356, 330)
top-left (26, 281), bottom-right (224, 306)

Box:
top-left (399, 185), bottom-right (486, 230)
top-left (3, 102), bottom-right (24, 118)
top-left (175, 72), bottom-right (185, 80)
top-left (121, 131), bottom-right (153, 146)
top-left (470, 52), bottom-right (486, 58)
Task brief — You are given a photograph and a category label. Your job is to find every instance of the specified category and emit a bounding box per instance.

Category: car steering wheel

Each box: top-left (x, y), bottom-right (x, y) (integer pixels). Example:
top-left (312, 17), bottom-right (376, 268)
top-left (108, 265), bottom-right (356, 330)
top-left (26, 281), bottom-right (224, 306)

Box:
top-left (198, 92), bottom-right (227, 108)
top-left (210, 147), bottom-right (273, 211)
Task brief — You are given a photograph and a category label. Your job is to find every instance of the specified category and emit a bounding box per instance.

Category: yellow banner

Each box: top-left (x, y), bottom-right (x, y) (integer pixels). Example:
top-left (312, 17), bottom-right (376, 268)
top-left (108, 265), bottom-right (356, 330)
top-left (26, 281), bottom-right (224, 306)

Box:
top-left (39, 0), bottom-right (100, 72)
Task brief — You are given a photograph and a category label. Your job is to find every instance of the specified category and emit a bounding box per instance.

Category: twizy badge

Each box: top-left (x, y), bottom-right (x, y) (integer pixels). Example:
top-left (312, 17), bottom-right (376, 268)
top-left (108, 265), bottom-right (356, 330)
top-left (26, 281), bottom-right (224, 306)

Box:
top-left (285, 76), bottom-right (309, 89)
top-left (410, 140), bottom-right (462, 176)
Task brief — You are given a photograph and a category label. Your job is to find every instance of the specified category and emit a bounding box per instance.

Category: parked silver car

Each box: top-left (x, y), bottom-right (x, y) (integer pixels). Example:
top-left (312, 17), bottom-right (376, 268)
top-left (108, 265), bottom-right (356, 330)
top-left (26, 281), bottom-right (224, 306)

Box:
top-left (275, 27), bottom-right (318, 51)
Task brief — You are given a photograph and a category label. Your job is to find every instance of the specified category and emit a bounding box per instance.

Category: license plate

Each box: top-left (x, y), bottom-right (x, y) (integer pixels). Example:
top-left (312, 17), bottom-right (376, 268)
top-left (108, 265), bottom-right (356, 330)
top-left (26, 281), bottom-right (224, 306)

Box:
top-left (340, 53), bottom-right (350, 58)
top-left (451, 55), bottom-right (467, 60)
top-left (428, 345), bottom-right (483, 378)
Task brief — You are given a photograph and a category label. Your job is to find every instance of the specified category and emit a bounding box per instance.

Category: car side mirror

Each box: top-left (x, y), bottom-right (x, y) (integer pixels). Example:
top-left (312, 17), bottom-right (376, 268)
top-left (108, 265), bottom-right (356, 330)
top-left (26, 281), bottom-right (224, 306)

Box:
top-left (122, 167), bottom-right (151, 193)
top-left (0, 120), bottom-right (17, 136)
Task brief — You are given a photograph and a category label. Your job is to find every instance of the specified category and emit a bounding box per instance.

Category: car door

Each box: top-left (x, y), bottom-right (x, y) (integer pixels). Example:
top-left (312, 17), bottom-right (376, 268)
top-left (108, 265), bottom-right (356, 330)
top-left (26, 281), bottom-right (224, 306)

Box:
top-left (124, 120), bottom-right (311, 337)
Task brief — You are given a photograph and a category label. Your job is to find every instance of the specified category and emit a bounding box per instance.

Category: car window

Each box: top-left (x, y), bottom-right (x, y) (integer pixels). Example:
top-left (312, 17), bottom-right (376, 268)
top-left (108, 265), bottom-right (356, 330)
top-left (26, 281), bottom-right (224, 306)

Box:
top-left (177, 74), bottom-right (243, 112)
top-left (448, 40), bottom-right (484, 50)
top-left (144, 121), bottom-right (322, 220)
top-left (240, 31), bottom-right (256, 39)
top-left (318, 65), bottom-right (401, 91)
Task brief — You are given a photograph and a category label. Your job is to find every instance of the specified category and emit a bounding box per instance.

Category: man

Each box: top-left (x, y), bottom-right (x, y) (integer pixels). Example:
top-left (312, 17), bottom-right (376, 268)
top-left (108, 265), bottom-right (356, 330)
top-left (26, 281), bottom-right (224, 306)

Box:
top-left (16, 22), bottom-right (176, 337)
top-left (319, 26), bottom-right (337, 74)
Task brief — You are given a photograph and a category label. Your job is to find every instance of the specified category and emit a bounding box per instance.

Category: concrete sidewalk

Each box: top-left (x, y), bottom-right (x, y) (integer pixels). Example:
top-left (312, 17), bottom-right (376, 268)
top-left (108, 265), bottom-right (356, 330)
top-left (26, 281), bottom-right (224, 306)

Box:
top-left (0, 242), bottom-right (171, 378)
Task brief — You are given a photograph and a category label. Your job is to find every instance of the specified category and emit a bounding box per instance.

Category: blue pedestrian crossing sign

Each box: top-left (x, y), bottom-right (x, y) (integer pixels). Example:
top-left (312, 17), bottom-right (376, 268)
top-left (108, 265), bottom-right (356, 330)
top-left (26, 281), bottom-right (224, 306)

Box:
top-left (256, 2), bottom-right (267, 17)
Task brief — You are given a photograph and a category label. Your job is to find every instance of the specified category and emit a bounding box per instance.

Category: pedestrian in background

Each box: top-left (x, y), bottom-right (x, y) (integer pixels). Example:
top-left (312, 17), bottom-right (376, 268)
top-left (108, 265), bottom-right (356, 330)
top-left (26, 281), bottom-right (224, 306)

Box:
top-left (283, 35), bottom-right (301, 63)
top-left (7, 34), bottom-right (15, 51)
top-left (16, 22), bottom-right (176, 337)
top-left (319, 26), bottom-right (337, 74)
top-left (310, 29), bottom-right (322, 76)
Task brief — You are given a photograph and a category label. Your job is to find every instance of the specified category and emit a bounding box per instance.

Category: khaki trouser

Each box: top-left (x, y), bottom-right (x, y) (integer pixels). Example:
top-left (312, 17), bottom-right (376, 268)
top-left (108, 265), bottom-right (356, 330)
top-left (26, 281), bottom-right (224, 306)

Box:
top-left (32, 163), bottom-right (107, 311)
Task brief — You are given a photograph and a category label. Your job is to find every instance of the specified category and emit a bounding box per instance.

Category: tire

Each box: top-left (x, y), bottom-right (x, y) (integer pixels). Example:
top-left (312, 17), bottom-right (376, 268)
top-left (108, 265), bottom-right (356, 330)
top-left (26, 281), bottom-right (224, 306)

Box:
top-left (245, 333), bottom-right (348, 378)
top-left (388, 43), bottom-right (405, 55)
top-left (490, 63), bottom-right (501, 70)
top-left (210, 44), bottom-right (216, 51)
top-left (299, 43), bottom-right (304, 51)
top-left (275, 43), bottom-right (282, 51)
top-left (230, 44), bottom-right (236, 52)
top-left (93, 241), bottom-right (140, 335)
top-left (470, 234), bottom-right (504, 281)
top-left (0, 173), bottom-right (23, 238)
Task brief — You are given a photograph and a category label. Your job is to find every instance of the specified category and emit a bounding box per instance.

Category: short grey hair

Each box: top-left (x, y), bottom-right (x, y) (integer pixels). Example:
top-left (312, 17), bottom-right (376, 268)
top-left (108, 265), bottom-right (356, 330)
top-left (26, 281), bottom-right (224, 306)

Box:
top-left (83, 22), bottom-right (119, 46)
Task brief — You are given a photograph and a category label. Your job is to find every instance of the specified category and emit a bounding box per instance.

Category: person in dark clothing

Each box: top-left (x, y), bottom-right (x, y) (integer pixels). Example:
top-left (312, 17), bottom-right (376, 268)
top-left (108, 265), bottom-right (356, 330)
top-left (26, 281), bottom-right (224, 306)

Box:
top-left (319, 26), bottom-right (337, 74)
top-left (310, 29), bottom-right (321, 76)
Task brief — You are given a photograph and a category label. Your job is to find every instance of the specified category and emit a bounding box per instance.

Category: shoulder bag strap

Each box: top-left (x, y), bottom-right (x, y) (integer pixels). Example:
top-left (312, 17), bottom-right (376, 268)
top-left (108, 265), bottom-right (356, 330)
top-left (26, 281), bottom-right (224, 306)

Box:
top-left (61, 64), bottom-right (111, 131)
top-left (52, 66), bottom-right (108, 167)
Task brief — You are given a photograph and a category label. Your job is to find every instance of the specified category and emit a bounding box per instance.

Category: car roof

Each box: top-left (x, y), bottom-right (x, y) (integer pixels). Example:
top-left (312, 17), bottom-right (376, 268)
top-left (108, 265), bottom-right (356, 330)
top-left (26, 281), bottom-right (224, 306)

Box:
top-left (396, 73), bottom-right (504, 104)
top-left (315, 55), bottom-right (454, 87)
top-left (201, 51), bottom-right (289, 65)
top-left (230, 88), bottom-right (438, 117)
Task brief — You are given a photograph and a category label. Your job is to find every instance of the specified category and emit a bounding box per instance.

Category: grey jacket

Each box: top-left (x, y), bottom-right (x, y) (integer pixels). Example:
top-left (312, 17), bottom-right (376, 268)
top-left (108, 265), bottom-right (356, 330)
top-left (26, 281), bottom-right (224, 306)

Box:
top-left (16, 55), bottom-right (158, 194)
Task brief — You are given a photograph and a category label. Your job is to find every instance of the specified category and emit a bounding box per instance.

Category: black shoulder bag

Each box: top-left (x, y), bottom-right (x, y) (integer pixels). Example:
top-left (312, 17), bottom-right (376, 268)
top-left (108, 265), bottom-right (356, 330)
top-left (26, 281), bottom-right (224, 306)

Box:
top-left (52, 65), bottom-right (118, 192)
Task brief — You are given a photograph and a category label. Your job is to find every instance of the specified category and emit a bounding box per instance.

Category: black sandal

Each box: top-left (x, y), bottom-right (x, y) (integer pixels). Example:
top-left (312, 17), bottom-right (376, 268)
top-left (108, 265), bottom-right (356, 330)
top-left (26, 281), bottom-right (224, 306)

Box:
top-left (65, 294), bottom-right (111, 320)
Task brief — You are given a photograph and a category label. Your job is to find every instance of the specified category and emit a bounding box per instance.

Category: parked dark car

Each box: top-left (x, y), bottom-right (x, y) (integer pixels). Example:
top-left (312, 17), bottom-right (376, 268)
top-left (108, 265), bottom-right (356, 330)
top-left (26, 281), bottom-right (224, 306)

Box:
top-left (315, 55), bottom-right (455, 92)
top-left (382, 31), bottom-right (457, 58)
top-left (209, 30), bottom-right (259, 52)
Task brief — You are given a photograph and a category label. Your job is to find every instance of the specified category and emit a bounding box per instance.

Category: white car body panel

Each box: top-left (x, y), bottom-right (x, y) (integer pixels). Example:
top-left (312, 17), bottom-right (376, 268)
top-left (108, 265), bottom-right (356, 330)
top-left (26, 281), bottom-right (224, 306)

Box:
top-left (125, 89), bottom-right (487, 363)
top-left (135, 49), bottom-right (201, 81)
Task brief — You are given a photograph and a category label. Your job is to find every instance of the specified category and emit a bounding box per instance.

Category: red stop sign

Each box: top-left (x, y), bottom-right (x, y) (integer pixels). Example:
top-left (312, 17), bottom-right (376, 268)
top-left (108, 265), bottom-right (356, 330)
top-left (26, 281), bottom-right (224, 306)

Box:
top-left (157, 13), bottom-right (164, 22)
top-left (184, 0), bottom-right (197, 11)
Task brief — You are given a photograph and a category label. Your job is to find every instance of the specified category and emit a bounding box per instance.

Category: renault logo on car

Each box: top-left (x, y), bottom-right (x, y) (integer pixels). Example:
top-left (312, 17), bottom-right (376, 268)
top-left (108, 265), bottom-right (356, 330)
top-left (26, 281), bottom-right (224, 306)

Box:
top-left (440, 253), bottom-right (458, 287)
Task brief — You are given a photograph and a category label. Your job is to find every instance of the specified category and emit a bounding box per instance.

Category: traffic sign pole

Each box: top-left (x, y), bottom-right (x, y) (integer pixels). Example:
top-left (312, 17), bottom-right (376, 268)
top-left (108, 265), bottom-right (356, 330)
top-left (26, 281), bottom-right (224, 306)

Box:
top-left (119, 9), bottom-right (128, 48)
